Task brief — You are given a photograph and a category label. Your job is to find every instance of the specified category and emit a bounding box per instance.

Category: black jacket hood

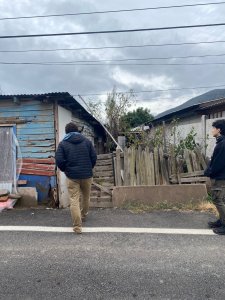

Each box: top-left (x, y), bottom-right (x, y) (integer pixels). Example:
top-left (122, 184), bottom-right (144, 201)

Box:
top-left (66, 133), bottom-right (85, 144)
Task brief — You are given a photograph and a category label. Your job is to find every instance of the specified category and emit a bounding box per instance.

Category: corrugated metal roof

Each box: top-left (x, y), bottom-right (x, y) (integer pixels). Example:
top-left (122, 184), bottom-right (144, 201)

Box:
top-left (154, 89), bottom-right (225, 121)
top-left (0, 92), bottom-right (104, 132)
top-left (0, 92), bottom-right (69, 98)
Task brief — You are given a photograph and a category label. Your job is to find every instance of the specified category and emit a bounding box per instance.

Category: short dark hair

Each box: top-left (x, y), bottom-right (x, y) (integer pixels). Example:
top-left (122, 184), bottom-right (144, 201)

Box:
top-left (212, 119), bottom-right (225, 135)
top-left (65, 122), bottom-right (79, 134)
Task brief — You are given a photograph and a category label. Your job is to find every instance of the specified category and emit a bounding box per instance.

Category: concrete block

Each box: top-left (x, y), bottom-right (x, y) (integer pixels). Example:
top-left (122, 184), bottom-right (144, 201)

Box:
top-left (112, 184), bottom-right (208, 207)
top-left (15, 187), bottom-right (38, 207)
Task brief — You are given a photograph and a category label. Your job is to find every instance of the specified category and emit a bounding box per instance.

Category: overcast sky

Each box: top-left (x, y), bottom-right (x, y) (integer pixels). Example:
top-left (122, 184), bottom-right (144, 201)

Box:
top-left (0, 0), bottom-right (225, 115)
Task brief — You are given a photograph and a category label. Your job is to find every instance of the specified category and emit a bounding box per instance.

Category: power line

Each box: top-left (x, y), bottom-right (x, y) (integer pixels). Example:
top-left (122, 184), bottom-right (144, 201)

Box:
top-left (1, 22), bottom-right (225, 39)
top-left (1, 2), bottom-right (225, 21)
top-left (85, 97), bottom-right (183, 102)
top-left (1, 40), bottom-right (225, 53)
top-left (74, 84), bottom-right (225, 97)
top-left (2, 52), bottom-right (225, 63)
top-left (1, 61), bottom-right (225, 66)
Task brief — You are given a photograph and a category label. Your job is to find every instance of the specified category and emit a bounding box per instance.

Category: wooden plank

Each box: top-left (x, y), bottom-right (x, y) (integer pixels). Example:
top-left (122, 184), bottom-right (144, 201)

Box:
top-left (184, 149), bottom-right (193, 173)
top-left (113, 157), bottom-right (118, 186)
top-left (0, 102), bottom-right (53, 110)
top-left (0, 99), bottom-right (53, 107)
top-left (159, 147), bottom-right (168, 185)
top-left (154, 148), bottom-right (160, 185)
top-left (170, 145), bottom-right (177, 175)
top-left (18, 122), bottom-right (54, 129)
top-left (116, 148), bottom-right (122, 186)
top-left (18, 140), bottom-right (55, 147)
top-left (92, 181), bottom-right (112, 195)
top-left (123, 147), bottom-right (129, 186)
top-left (17, 128), bottom-right (55, 135)
top-left (90, 196), bottom-right (112, 203)
top-left (93, 176), bottom-right (115, 182)
top-left (149, 151), bottom-right (155, 185)
top-left (20, 168), bottom-right (55, 176)
top-left (180, 170), bottom-right (204, 178)
top-left (94, 171), bottom-right (114, 177)
top-left (0, 110), bottom-right (54, 118)
top-left (21, 158), bottom-right (55, 164)
top-left (143, 148), bottom-right (149, 185)
top-left (17, 180), bottom-right (27, 185)
top-left (126, 147), bottom-right (132, 186)
top-left (194, 147), bottom-right (207, 169)
top-left (141, 150), bottom-right (146, 185)
top-left (96, 159), bottom-right (113, 166)
top-left (190, 151), bottom-right (200, 172)
top-left (19, 163), bottom-right (55, 171)
top-left (17, 134), bottom-right (55, 141)
top-left (94, 165), bottom-right (113, 172)
top-left (130, 146), bottom-right (136, 186)
top-left (20, 152), bottom-right (55, 159)
top-left (97, 153), bottom-right (113, 160)
top-left (135, 146), bottom-right (141, 185)
top-left (180, 176), bottom-right (208, 183)
top-left (144, 148), bottom-right (150, 185)
top-left (19, 146), bottom-right (55, 153)
top-left (89, 201), bottom-right (113, 208)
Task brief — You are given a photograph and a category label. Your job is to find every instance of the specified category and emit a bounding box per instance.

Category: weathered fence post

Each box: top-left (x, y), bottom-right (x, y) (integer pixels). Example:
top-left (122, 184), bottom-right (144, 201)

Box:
top-left (116, 147), bottom-right (122, 186)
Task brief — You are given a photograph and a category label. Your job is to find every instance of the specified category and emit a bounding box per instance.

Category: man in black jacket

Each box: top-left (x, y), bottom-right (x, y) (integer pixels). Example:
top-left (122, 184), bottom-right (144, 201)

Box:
top-left (204, 119), bottom-right (225, 235)
top-left (56, 122), bottom-right (97, 234)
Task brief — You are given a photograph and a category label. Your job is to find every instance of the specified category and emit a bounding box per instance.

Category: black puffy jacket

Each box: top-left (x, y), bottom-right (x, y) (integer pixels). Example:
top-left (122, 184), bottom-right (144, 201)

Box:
top-left (204, 135), bottom-right (225, 180)
top-left (55, 133), bottom-right (97, 179)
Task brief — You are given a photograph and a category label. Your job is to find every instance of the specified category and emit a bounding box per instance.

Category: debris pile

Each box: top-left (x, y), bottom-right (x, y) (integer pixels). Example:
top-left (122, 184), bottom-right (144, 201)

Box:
top-left (0, 189), bottom-right (21, 212)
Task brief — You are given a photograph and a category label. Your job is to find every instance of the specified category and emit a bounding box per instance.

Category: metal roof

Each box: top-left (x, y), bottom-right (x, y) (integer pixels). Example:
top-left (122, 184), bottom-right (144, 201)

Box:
top-left (154, 89), bottom-right (225, 122)
top-left (0, 92), bottom-right (105, 133)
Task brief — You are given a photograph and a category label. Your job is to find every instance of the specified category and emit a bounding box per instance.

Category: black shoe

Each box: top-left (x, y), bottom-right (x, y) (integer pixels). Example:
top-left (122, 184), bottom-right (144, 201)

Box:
top-left (208, 219), bottom-right (222, 228)
top-left (213, 225), bottom-right (225, 235)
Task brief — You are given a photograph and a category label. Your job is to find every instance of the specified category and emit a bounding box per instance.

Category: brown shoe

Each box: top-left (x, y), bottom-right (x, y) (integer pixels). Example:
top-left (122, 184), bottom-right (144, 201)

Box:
top-left (73, 227), bottom-right (82, 234)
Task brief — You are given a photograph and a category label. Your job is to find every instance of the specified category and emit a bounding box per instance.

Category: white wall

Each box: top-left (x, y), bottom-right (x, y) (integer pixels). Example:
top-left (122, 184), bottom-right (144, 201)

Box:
top-left (57, 105), bottom-right (72, 208)
top-left (159, 114), bottom-right (225, 158)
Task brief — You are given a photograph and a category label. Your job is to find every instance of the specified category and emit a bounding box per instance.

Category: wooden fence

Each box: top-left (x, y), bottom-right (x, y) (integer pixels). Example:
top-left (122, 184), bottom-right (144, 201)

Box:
top-left (114, 146), bottom-right (209, 186)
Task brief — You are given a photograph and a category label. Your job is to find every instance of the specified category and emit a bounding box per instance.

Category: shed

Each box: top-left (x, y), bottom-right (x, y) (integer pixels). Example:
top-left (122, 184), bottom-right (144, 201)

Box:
top-left (0, 92), bottom-right (106, 206)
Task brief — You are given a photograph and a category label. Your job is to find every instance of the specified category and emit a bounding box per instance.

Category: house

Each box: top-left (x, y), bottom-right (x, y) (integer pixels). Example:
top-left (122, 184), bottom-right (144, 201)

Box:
top-left (0, 92), bottom-right (106, 207)
top-left (150, 89), bottom-right (225, 157)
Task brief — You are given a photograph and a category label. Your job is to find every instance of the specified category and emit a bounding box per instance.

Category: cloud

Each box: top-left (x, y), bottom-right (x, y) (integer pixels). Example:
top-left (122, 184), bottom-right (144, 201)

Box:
top-left (0, 0), bottom-right (225, 115)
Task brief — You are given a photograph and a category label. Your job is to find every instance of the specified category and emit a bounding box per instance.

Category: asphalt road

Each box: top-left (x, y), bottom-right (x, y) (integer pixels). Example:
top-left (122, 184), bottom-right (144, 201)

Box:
top-left (0, 208), bottom-right (225, 300)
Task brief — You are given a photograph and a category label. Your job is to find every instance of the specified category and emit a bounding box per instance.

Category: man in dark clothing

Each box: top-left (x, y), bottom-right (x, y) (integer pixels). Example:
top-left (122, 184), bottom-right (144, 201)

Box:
top-left (204, 119), bottom-right (225, 235)
top-left (56, 122), bottom-right (97, 234)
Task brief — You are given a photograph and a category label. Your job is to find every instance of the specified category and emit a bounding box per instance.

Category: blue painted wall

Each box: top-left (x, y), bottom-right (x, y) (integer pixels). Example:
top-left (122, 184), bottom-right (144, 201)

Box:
top-left (0, 100), bottom-right (55, 158)
top-left (0, 99), bottom-right (56, 203)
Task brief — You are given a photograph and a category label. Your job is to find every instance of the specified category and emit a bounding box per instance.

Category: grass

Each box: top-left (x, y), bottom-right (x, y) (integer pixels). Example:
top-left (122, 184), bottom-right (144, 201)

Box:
top-left (121, 199), bottom-right (217, 215)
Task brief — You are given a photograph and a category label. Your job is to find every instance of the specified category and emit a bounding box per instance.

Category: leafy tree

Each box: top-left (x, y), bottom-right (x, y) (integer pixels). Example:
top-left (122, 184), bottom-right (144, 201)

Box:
top-left (104, 87), bottom-right (135, 150)
top-left (121, 107), bottom-right (154, 129)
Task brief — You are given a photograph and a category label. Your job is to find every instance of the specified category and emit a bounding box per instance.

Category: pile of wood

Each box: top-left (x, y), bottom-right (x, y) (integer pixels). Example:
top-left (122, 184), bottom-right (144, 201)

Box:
top-left (169, 147), bottom-right (209, 185)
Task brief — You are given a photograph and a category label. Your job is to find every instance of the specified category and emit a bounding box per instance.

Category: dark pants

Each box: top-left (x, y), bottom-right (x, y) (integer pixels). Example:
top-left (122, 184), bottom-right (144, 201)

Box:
top-left (211, 180), bottom-right (225, 225)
